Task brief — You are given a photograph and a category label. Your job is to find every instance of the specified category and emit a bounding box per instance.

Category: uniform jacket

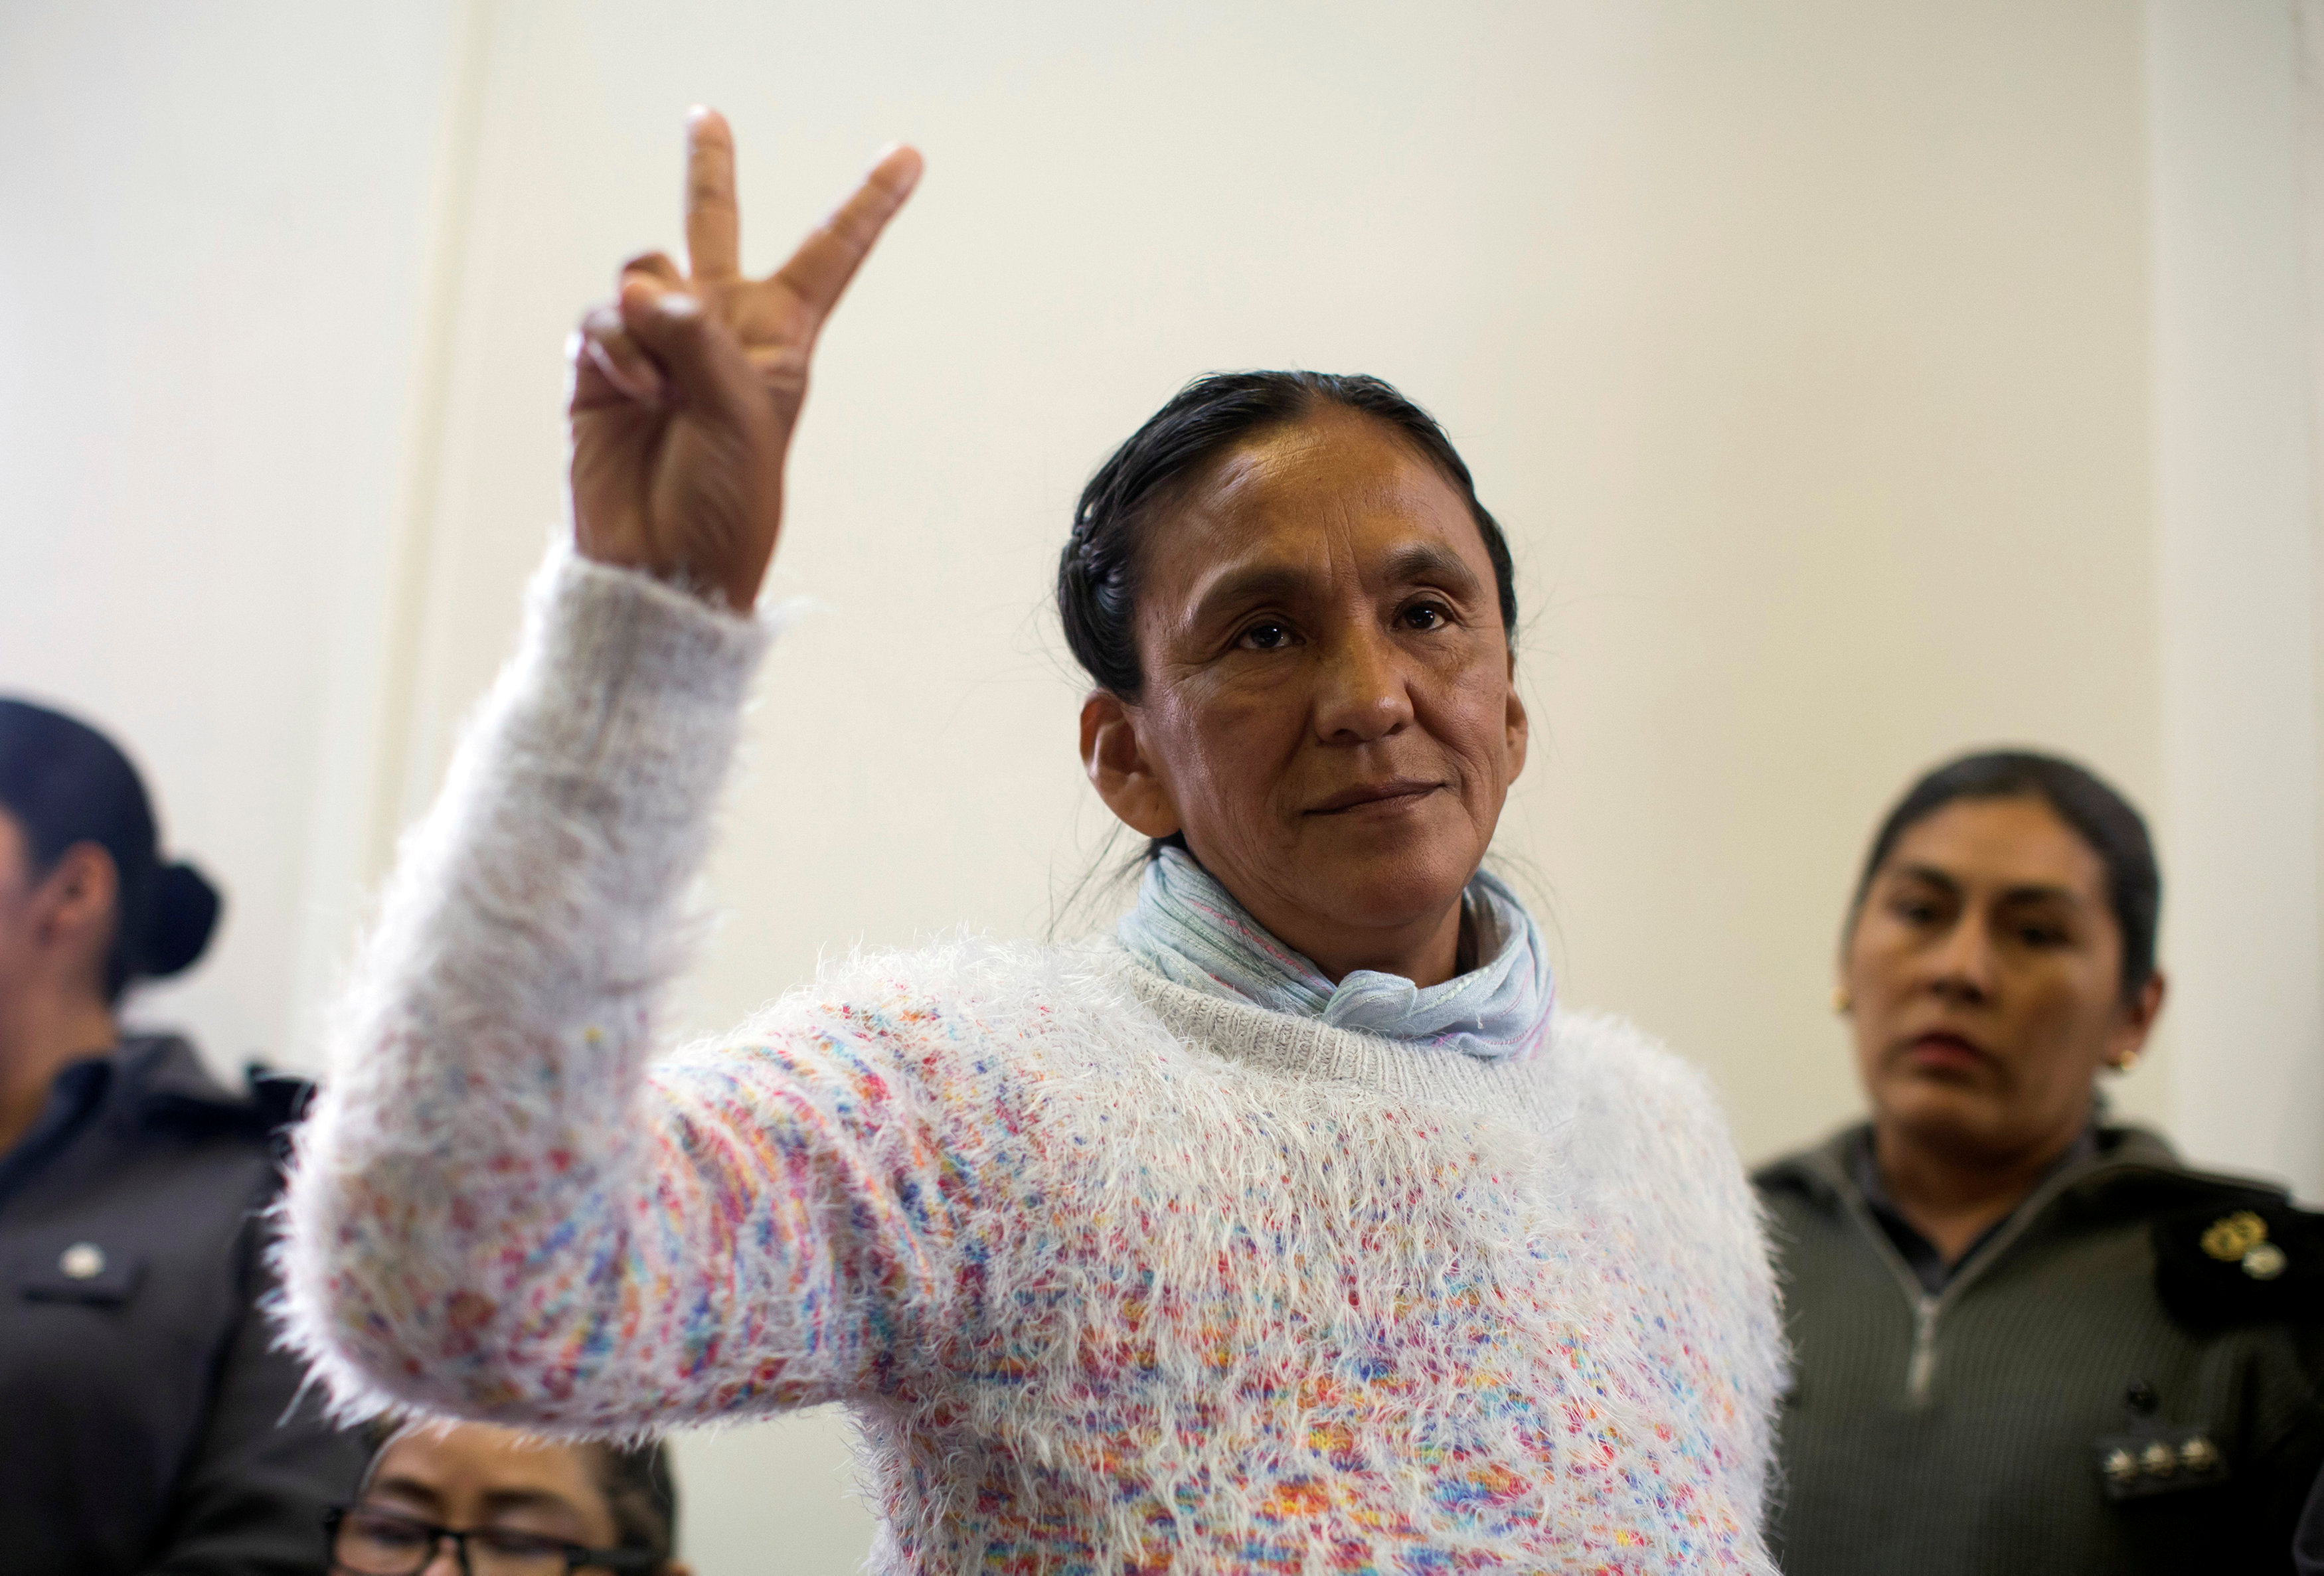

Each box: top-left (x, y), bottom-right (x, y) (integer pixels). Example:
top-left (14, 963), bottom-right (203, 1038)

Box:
top-left (1756, 1122), bottom-right (2324, 1575)
top-left (0, 1034), bottom-right (365, 1575)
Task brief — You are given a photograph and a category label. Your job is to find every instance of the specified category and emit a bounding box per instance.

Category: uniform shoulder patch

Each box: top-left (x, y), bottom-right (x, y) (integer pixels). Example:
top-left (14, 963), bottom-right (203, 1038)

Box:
top-left (2153, 1199), bottom-right (2324, 1332)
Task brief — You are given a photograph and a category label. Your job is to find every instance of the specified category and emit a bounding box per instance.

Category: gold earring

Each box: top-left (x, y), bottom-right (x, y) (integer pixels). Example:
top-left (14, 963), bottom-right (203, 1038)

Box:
top-left (1831, 985), bottom-right (1853, 1014)
top-left (2112, 1049), bottom-right (2141, 1073)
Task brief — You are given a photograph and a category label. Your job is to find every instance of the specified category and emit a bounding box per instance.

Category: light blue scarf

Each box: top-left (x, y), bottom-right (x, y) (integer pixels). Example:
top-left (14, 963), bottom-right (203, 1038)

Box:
top-left (1117, 845), bottom-right (1555, 1062)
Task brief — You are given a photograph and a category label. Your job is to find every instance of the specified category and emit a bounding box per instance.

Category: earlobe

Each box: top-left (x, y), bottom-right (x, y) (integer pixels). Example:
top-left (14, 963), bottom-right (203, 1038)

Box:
top-left (2123, 970), bottom-right (2167, 1042)
top-left (35, 844), bottom-right (116, 943)
top-left (1079, 692), bottom-right (1182, 840)
top-left (2104, 971), bottom-right (2168, 1070)
top-left (30, 846), bottom-right (119, 996)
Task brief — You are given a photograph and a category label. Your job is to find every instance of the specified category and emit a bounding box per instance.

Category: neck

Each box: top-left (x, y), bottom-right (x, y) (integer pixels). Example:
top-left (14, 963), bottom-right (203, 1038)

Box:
top-left (1270, 896), bottom-right (1466, 988)
top-left (0, 987), bottom-right (117, 1153)
top-left (1870, 1109), bottom-right (2086, 1267)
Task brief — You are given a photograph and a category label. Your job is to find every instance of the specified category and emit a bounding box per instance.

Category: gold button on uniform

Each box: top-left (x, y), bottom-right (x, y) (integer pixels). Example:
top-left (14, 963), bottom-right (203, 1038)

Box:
top-left (2140, 1441), bottom-right (2177, 1477)
top-left (2102, 1448), bottom-right (2139, 1486)
top-left (2202, 1211), bottom-right (2269, 1262)
top-left (2178, 1437), bottom-right (2219, 1472)
top-left (58, 1242), bottom-right (106, 1281)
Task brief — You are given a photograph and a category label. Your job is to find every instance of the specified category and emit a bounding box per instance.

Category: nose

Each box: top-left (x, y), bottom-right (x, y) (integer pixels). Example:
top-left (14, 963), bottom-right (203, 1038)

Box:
top-left (420, 1537), bottom-right (465, 1576)
top-left (1924, 911), bottom-right (1998, 1004)
top-left (1313, 625), bottom-right (1414, 744)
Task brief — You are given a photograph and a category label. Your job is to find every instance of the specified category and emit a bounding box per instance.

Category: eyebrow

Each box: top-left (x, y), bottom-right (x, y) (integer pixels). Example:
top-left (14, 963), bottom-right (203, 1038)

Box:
top-left (367, 1478), bottom-right (580, 1520)
top-left (369, 1476), bottom-right (444, 1512)
top-left (1376, 540), bottom-right (1484, 593)
top-left (1184, 541), bottom-right (1485, 630)
top-left (1890, 864), bottom-right (2088, 907)
top-left (1186, 564), bottom-right (1309, 627)
top-left (479, 1488), bottom-right (581, 1517)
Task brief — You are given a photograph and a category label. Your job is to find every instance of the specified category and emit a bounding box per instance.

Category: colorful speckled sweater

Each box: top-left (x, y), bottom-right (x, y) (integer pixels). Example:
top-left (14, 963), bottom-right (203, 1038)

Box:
top-left (278, 551), bottom-right (1785, 1575)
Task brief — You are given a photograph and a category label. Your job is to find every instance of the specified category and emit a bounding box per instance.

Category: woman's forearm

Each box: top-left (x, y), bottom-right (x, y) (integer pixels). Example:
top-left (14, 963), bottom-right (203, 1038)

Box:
top-left (278, 546), bottom-right (767, 1423)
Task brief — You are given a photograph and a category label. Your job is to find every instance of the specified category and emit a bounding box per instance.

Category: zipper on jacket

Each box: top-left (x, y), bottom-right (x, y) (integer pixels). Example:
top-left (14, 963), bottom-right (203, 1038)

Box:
top-left (1825, 1146), bottom-right (2131, 1412)
top-left (1906, 1295), bottom-right (1939, 1405)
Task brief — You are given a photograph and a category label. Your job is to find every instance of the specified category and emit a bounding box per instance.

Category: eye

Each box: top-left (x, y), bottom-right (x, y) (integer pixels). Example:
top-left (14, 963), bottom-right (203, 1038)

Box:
top-left (473, 1527), bottom-right (572, 1559)
top-left (1236, 620), bottom-right (1296, 651)
top-left (1398, 599), bottom-right (1453, 632)
top-left (338, 1508), bottom-right (435, 1559)
top-left (2015, 923), bottom-right (2067, 947)
top-left (1889, 895), bottom-right (1940, 926)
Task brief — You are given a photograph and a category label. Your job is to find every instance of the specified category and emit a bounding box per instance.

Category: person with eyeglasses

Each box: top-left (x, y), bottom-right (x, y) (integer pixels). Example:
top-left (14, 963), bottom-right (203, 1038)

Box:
top-left (329, 1419), bottom-right (687, 1576)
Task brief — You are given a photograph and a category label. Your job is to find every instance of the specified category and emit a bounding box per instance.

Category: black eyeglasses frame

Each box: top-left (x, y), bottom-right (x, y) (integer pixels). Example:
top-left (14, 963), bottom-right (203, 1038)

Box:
top-left (323, 1503), bottom-right (663, 1576)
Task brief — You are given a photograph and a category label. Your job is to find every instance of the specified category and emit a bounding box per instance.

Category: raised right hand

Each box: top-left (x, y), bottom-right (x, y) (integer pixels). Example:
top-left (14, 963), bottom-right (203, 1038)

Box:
top-left (569, 109), bottom-right (921, 611)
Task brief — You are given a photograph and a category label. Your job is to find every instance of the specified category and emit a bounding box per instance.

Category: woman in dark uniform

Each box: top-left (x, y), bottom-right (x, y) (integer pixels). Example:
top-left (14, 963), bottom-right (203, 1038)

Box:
top-left (1757, 749), bottom-right (2324, 1574)
top-left (0, 697), bottom-right (364, 1574)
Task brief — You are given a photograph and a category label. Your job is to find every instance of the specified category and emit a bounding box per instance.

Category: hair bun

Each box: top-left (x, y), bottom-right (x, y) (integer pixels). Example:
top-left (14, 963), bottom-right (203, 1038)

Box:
top-left (143, 861), bottom-right (222, 979)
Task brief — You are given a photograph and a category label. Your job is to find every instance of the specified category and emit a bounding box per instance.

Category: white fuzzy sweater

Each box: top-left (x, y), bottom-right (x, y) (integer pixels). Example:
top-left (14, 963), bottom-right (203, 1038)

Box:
top-left (279, 550), bottom-right (1785, 1574)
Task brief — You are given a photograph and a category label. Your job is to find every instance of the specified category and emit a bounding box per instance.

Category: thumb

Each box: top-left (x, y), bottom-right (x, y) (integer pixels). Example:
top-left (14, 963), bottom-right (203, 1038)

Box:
top-left (616, 279), bottom-right (764, 424)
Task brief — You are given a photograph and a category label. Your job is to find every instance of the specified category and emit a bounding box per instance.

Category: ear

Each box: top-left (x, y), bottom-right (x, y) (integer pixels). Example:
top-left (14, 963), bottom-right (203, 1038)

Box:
top-left (33, 843), bottom-right (118, 969)
top-left (1080, 691), bottom-right (1182, 839)
top-left (2107, 970), bottom-right (2167, 1067)
top-left (1502, 648), bottom-right (1528, 782)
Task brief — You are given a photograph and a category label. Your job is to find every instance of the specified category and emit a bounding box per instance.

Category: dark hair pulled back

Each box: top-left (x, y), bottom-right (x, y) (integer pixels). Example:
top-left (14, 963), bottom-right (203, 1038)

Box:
top-left (0, 698), bottom-right (222, 1002)
top-left (1848, 749), bottom-right (2161, 1003)
top-left (1058, 370), bottom-right (1519, 701)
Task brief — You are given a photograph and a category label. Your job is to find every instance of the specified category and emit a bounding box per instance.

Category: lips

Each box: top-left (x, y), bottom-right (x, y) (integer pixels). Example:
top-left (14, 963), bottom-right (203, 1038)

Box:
top-left (1899, 1030), bottom-right (1992, 1074)
top-left (1305, 779), bottom-right (1445, 815)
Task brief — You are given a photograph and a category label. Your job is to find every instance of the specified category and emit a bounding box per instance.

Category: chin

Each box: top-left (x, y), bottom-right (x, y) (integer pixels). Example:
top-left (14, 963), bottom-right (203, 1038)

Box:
top-left (1299, 839), bottom-right (1478, 933)
top-left (1879, 1078), bottom-right (2015, 1157)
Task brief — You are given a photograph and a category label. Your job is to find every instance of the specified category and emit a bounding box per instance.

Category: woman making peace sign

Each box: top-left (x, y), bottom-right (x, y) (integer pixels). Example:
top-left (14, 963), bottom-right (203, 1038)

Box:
top-left (282, 111), bottom-right (1782, 1574)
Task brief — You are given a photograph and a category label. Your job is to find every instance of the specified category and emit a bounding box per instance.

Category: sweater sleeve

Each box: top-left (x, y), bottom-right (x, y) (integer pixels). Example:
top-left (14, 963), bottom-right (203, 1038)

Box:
top-left (276, 548), bottom-right (975, 1431)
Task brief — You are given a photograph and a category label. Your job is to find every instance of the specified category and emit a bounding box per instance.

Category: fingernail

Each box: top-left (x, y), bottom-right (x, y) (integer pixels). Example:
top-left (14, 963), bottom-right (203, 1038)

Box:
top-left (869, 142), bottom-right (922, 189)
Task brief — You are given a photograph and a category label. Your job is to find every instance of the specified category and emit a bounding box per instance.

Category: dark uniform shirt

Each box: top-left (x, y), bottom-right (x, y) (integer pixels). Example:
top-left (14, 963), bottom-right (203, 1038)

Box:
top-left (0, 1034), bottom-right (365, 1575)
top-left (1758, 1123), bottom-right (2324, 1575)
top-left (1849, 1122), bottom-right (2100, 1295)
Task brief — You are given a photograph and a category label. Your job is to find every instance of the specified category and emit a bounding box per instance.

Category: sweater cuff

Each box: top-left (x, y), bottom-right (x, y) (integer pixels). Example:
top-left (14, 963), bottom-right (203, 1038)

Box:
top-left (525, 546), bottom-right (773, 719)
top-left (473, 546), bottom-right (776, 886)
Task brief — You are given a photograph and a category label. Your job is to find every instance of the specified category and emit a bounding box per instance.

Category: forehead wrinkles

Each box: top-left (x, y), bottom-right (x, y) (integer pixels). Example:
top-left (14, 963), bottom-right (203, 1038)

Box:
top-left (1145, 428), bottom-right (1477, 639)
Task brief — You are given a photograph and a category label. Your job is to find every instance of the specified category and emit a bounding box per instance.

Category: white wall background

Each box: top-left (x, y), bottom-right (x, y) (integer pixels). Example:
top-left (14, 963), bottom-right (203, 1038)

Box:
top-left (0, 1), bottom-right (465, 1077)
top-left (5, 3), bottom-right (2319, 1571)
top-left (2145, 0), bottom-right (2324, 1220)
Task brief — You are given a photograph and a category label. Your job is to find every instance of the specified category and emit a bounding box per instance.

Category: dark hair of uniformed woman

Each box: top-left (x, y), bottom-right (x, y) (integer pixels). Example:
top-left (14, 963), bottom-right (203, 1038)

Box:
top-left (0, 698), bottom-right (222, 1002)
top-left (1058, 370), bottom-right (1520, 703)
top-left (1846, 749), bottom-right (2160, 1004)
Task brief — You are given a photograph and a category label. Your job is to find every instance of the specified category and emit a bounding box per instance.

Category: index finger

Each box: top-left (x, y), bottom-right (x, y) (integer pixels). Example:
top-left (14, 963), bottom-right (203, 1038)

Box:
top-left (684, 106), bottom-right (742, 280)
top-left (772, 143), bottom-right (924, 320)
